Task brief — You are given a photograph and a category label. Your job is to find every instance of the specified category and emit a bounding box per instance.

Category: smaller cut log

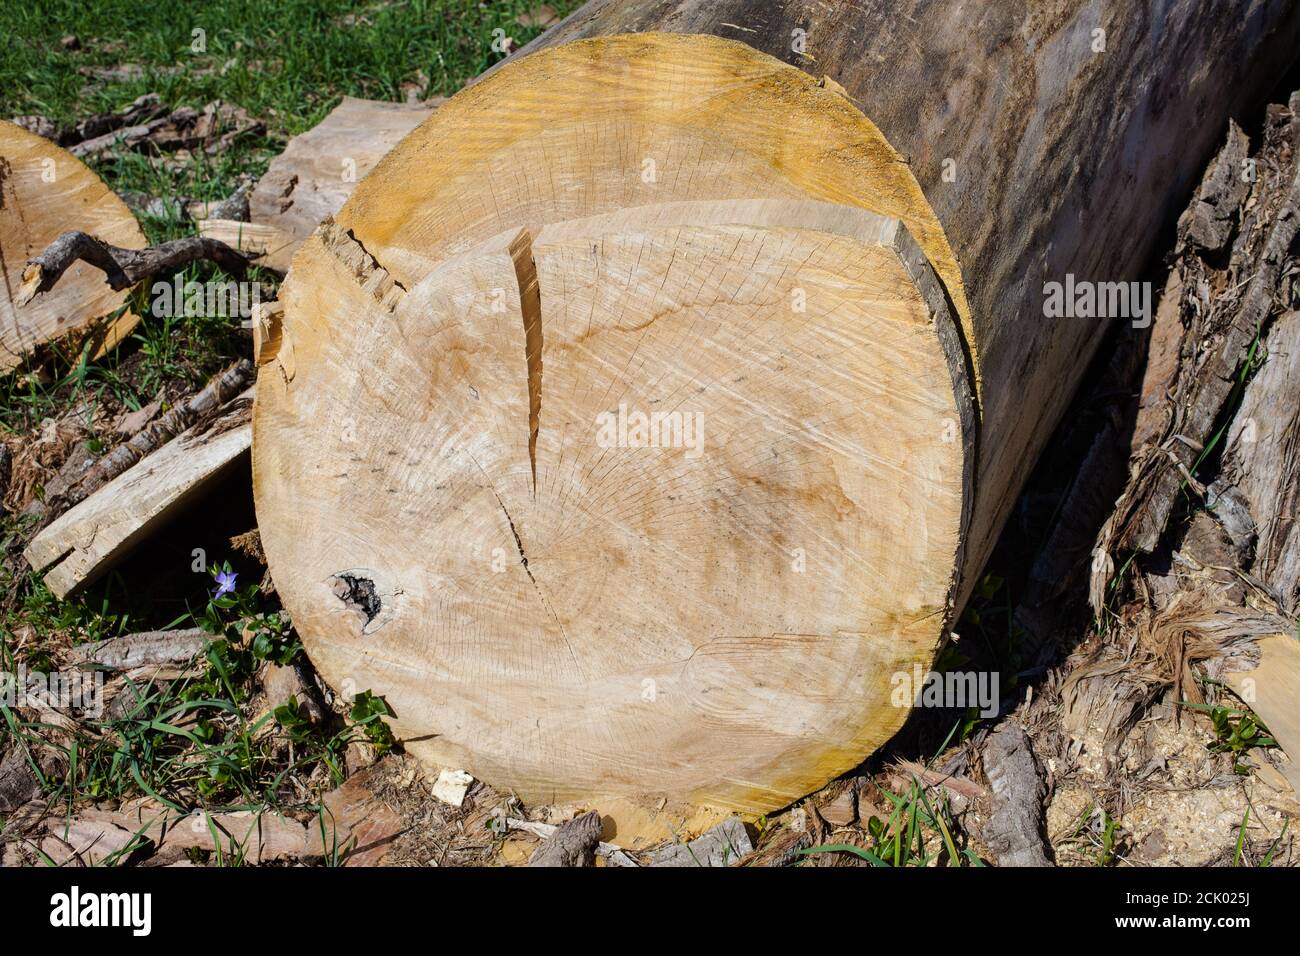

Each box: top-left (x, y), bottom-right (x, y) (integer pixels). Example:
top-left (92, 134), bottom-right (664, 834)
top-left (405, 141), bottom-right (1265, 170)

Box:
top-left (1, 119), bottom-right (147, 371)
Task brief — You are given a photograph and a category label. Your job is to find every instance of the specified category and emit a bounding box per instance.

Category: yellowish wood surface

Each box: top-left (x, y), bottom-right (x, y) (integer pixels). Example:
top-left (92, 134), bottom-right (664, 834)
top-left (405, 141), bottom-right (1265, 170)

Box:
top-left (256, 189), bottom-right (972, 811)
top-left (1227, 634), bottom-right (1300, 794)
top-left (197, 219), bottom-right (299, 273)
top-left (0, 119), bottom-right (146, 370)
top-left (338, 34), bottom-right (973, 391)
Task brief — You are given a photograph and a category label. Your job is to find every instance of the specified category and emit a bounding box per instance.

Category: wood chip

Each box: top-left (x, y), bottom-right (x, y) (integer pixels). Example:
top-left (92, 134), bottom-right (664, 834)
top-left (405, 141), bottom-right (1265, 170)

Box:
top-left (317, 765), bottom-right (407, 865)
top-left (430, 768), bottom-right (473, 808)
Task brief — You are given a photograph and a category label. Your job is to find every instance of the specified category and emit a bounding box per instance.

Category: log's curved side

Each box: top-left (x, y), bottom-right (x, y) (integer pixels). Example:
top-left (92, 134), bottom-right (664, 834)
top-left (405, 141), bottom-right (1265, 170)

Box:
top-left (513, 0), bottom-right (1300, 609)
top-left (254, 35), bottom-right (977, 812)
top-left (0, 119), bottom-right (147, 370)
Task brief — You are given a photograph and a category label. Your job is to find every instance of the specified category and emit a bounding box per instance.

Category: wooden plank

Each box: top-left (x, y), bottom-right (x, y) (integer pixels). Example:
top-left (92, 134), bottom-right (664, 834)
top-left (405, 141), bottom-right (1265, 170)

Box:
top-left (248, 96), bottom-right (437, 246)
top-left (25, 389), bottom-right (253, 598)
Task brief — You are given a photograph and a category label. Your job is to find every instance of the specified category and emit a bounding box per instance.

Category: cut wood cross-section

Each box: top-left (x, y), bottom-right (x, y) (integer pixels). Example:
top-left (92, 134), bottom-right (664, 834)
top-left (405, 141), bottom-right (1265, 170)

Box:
top-left (253, 7), bottom-right (1300, 816)
top-left (257, 201), bottom-right (972, 809)
top-left (1, 118), bottom-right (147, 371)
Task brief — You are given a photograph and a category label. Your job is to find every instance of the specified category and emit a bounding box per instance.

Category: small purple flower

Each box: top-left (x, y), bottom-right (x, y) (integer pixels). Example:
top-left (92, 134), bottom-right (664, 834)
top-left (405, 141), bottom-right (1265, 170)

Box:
top-left (213, 569), bottom-right (238, 598)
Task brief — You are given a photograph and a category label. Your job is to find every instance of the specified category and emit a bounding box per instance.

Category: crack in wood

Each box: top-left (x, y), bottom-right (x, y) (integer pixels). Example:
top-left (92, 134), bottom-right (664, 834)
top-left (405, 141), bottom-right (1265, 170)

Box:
top-left (492, 489), bottom-right (534, 584)
top-left (318, 220), bottom-right (406, 312)
top-left (508, 228), bottom-right (543, 497)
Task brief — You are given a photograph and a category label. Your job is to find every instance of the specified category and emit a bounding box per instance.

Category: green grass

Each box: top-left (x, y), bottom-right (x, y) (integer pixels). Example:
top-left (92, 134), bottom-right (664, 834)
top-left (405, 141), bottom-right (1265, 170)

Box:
top-left (797, 775), bottom-right (982, 867)
top-left (795, 718), bottom-right (985, 867)
top-left (0, 567), bottom-right (397, 864)
top-left (0, 3), bottom-right (564, 851)
top-left (1, 0), bottom-right (571, 135)
top-left (0, 0), bottom-right (577, 244)
top-left (1061, 802), bottom-right (1126, 866)
top-left (0, 1), bottom-right (579, 432)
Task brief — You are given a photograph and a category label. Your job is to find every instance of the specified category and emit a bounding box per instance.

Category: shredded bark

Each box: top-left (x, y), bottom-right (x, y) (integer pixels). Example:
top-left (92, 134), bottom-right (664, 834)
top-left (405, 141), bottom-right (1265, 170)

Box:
top-left (1095, 95), bottom-right (1300, 578)
top-left (981, 723), bottom-right (1054, 867)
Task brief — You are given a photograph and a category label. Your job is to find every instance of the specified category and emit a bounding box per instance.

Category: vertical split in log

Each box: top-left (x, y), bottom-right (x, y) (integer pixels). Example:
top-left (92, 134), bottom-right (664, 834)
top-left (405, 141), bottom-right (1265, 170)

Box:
top-left (508, 228), bottom-right (544, 495)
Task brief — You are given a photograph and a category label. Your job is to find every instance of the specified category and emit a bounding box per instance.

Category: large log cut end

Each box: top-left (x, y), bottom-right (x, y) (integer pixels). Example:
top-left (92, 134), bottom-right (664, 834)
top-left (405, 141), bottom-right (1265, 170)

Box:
top-left (253, 34), bottom-right (977, 811)
top-left (0, 119), bottom-right (147, 371)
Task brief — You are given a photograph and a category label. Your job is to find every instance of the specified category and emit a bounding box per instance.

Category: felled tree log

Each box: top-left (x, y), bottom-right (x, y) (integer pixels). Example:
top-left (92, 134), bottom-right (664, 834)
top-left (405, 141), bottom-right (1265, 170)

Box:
top-left (0, 119), bottom-right (147, 371)
top-left (253, 3), bottom-right (1300, 814)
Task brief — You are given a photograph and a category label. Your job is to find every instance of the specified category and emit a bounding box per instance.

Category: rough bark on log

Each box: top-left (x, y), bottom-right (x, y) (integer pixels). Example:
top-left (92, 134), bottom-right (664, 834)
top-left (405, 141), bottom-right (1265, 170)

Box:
top-left (527, 810), bottom-right (604, 866)
top-left (1092, 94), bottom-right (1300, 614)
top-left (1108, 103), bottom-right (1300, 564)
top-left (1219, 306), bottom-right (1300, 615)
top-left (253, 3), bottom-right (1300, 815)
top-left (1064, 92), bottom-right (1300, 796)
